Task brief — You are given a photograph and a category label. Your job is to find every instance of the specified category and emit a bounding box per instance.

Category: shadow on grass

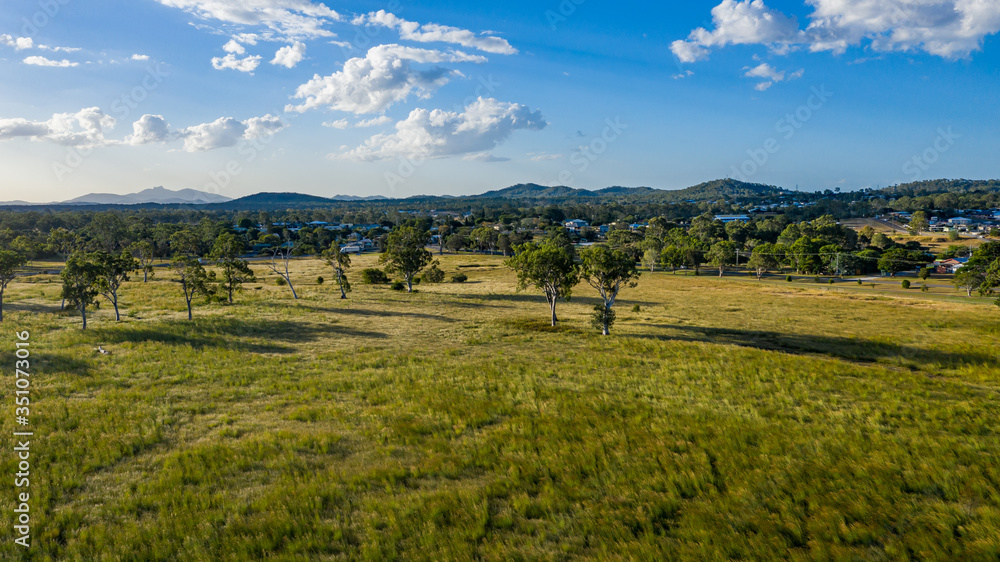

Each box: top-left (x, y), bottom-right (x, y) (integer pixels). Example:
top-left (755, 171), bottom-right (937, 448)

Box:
top-left (637, 324), bottom-right (997, 370)
top-left (90, 317), bottom-right (386, 354)
top-left (271, 302), bottom-right (458, 323)
top-left (5, 301), bottom-right (65, 314)
top-left (453, 292), bottom-right (657, 307)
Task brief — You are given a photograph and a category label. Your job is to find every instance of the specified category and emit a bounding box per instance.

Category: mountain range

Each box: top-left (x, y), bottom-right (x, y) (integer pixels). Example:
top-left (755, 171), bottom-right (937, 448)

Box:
top-left (2, 179), bottom-right (997, 211)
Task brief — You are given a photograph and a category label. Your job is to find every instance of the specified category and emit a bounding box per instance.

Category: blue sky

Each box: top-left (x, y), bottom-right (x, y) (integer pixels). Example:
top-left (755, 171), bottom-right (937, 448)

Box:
top-left (0, 0), bottom-right (998, 202)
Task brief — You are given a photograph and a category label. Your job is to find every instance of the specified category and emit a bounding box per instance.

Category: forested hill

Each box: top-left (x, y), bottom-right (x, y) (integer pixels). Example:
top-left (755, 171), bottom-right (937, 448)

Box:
top-left (876, 179), bottom-right (1000, 198)
top-left (471, 180), bottom-right (787, 204)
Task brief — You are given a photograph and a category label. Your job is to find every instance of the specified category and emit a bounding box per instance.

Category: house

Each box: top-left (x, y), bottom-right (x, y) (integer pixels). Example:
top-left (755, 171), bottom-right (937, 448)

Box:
top-left (948, 217), bottom-right (973, 226)
top-left (715, 215), bottom-right (751, 223)
top-left (564, 219), bottom-right (590, 233)
top-left (935, 258), bottom-right (969, 274)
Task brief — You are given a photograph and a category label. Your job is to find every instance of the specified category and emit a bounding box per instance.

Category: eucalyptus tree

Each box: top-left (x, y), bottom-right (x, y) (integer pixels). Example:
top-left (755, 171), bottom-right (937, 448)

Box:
top-left (506, 240), bottom-right (580, 327)
top-left (579, 245), bottom-right (640, 336)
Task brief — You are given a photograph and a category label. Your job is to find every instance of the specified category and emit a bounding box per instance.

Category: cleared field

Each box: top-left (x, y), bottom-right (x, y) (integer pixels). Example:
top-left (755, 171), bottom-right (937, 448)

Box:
top-left (1, 254), bottom-right (999, 560)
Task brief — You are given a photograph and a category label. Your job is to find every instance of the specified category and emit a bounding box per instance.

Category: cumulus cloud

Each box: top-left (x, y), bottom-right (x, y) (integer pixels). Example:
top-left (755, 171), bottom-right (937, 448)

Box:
top-left (675, 0), bottom-right (1000, 62)
top-left (672, 0), bottom-right (802, 62)
top-left (286, 44), bottom-right (486, 115)
top-left (339, 97), bottom-right (545, 161)
top-left (271, 41), bottom-right (306, 68)
top-left (223, 39), bottom-right (246, 54)
top-left (1, 35), bottom-right (34, 50)
top-left (353, 10), bottom-right (517, 55)
top-left (211, 53), bottom-right (262, 73)
top-left (23, 56), bottom-right (79, 67)
top-left (805, 0), bottom-right (1000, 58)
top-left (153, 0), bottom-right (341, 39)
top-left (0, 107), bottom-right (116, 147)
top-left (131, 54), bottom-right (151, 61)
top-left (127, 115), bottom-right (176, 145)
top-left (127, 113), bottom-right (287, 151)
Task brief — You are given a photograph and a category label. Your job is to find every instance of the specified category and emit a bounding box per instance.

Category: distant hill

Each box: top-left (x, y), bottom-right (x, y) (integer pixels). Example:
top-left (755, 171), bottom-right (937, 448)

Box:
top-left (657, 179), bottom-right (787, 202)
top-left (478, 184), bottom-right (590, 199)
top-left (62, 186), bottom-right (231, 205)
top-left (877, 179), bottom-right (1000, 197)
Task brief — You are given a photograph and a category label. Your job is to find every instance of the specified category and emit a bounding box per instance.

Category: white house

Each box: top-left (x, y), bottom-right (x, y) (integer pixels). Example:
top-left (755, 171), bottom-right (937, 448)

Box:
top-left (948, 217), bottom-right (973, 226)
top-left (564, 219), bottom-right (589, 232)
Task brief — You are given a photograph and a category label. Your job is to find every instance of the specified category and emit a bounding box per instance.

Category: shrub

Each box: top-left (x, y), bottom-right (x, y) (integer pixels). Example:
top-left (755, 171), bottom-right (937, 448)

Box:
top-left (919, 267), bottom-right (931, 280)
top-left (276, 277), bottom-right (287, 286)
top-left (921, 284), bottom-right (929, 292)
top-left (390, 281), bottom-right (405, 291)
top-left (786, 275), bottom-right (793, 282)
top-left (590, 304), bottom-right (617, 333)
top-left (901, 280), bottom-right (911, 290)
top-left (814, 276), bottom-right (822, 283)
top-left (632, 304), bottom-right (641, 313)
top-left (412, 277), bottom-right (421, 285)
top-left (316, 276), bottom-right (325, 285)
top-left (361, 268), bottom-right (389, 284)
top-left (857, 279), bottom-right (863, 286)
top-left (424, 263), bottom-right (446, 283)
top-left (451, 273), bottom-right (469, 283)
top-left (829, 278), bottom-right (835, 284)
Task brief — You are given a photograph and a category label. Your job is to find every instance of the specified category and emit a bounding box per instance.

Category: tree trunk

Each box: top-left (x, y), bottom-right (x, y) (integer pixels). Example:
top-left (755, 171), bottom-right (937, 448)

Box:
top-left (112, 289), bottom-right (121, 322)
top-left (719, 266), bottom-right (724, 278)
top-left (80, 305), bottom-right (87, 330)
top-left (406, 275), bottom-right (413, 293)
top-left (0, 287), bottom-right (4, 322)
top-left (338, 272), bottom-right (347, 299)
top-left (288, 277), bottom-right (298, 299)
top-left (550, 300), bottom-right (558, 327)
top-left (144, 268), bottom-right (148, 283)
top-left (186, 298), bottom-right (193, 321)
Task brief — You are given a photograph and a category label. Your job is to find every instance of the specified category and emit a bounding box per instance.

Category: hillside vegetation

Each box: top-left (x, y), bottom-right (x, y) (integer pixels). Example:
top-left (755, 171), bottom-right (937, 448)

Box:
top-left (1, 255), bottom-right (999, 560)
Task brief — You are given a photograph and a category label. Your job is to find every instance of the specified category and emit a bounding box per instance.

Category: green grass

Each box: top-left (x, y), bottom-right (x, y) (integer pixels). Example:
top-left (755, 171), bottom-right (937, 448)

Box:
top-left (2, 254), bottom-right (999, 560)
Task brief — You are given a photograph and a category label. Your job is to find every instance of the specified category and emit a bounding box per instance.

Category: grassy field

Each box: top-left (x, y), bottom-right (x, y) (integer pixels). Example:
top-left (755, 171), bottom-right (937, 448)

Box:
top-left (2, 254), bottom-right (999, 560)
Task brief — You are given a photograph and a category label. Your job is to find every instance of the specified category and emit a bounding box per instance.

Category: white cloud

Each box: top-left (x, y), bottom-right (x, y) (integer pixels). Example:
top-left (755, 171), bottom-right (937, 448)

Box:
top-left (39, 45), bottom-right (81, 53)
top-left (0, 107), bottom-right (116, 147)
top-left (354, 10), bottom-right (517, 55)
top-left (1, 35), bottom-right (34, 50)
top-left (805, 0), bottom-right (1000, 58)
top-left (355, 116), bottom-right (393, 128)
top-left (131, 54), bottom-right (151, 61)
top-left (126, 113), bottom-right (286, 151)
top-left (742, 62), bottom-right (804, 89)
top-left (671, 0), bottom-right (802, 62)
top-left (676, 0), bottom-right (1000, 62)
top-left (23, 56), bottom-right (79, 67)
top-left (178, 114), bottom-right (286, 152)
top-left (271, 41), bottom-right (306, 68)
top-left (463, 152), bottom-right (510, 162)
top-left (744, 62), bottom-right (785, 81)
top-left (339, 97), bottom-right (545, 161)
top-left (743, 62), bottom-right (803, 89)
top-left (286, 44), bottom-right (486, 115)
top-left (211, 53), bottom-right (262, 73)
top-left (127, 114), bottom-right (176, 145)
top-left (529, 153), bottom-right (563, 161)
top-left (223, 39), bottom-right (246, 54)
top-left (322, 116), bottom-right (394, 129)
top-left (672, 70), bottom-right (695, 79)
top-left (153, 0), bottom-right (341, 39)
